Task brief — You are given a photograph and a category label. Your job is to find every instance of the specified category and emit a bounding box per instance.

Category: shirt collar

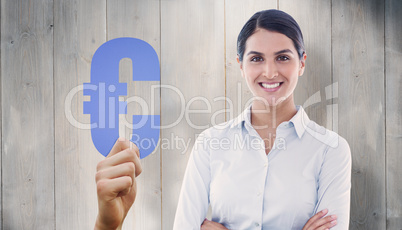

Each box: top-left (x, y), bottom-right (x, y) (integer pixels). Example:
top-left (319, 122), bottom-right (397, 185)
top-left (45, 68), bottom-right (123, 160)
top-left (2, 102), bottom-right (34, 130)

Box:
top-left (230, 104), bottom-right (311, 139)
top-left (289, 105), bottom-right (310, 138)
top-left (231, 104), bottom-right (252, 129)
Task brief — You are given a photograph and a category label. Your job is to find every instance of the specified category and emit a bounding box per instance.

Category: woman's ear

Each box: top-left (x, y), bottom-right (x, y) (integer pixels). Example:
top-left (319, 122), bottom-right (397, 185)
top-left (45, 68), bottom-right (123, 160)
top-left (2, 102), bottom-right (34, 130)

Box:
top-left (298, 52), bottom-right (307, 76)
top-left (237, 55), bottom-right (243, 70)
top-left (237, 54), bottom-right (245, 78)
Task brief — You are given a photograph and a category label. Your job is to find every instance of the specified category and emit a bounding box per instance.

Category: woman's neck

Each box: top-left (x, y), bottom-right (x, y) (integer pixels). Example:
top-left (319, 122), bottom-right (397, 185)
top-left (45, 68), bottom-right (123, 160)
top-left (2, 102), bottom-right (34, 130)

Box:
top-left (250, 96), bottom-right (297, 131)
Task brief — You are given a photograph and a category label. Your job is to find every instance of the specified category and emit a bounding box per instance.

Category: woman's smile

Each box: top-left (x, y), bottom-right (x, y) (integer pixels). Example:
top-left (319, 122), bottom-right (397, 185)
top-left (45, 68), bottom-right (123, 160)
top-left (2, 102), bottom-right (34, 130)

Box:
top-left (259, 82), bottom-right (283, 91)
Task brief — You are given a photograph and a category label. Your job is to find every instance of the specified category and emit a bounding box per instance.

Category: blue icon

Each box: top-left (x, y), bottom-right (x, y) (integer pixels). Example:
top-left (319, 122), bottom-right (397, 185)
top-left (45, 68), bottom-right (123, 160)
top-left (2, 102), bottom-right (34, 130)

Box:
top-left (84, 37), bottom-right (160, 159)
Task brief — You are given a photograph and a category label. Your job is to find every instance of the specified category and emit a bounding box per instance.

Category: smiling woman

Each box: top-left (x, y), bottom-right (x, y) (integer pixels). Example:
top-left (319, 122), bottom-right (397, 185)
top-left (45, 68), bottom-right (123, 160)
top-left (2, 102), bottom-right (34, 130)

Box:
top-left (172, 10), bottom-right (351, 230)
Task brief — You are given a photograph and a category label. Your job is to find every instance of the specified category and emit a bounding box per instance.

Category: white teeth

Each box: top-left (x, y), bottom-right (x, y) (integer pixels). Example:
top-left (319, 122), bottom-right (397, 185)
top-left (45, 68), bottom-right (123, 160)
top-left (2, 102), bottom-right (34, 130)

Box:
top-left (261, 82), bottom-right (280, 89)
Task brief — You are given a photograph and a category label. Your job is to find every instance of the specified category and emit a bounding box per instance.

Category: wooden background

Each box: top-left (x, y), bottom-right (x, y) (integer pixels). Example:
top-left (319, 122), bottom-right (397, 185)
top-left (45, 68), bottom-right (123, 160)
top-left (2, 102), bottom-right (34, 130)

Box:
top-left (1, 0), bottom-right (401, 229)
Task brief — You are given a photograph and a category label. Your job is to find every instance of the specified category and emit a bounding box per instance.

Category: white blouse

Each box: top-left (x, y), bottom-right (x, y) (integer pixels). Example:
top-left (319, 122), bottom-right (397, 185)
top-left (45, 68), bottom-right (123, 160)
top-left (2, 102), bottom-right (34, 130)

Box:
top-left (173, 105), bottom-right (351, 230)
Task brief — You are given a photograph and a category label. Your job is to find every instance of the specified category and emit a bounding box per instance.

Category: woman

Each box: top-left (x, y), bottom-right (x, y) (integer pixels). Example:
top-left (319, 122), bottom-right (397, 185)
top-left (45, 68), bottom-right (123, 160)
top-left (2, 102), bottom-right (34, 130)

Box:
top-left (94, 9), bottom-right (351, 230)
top-left (174, 9), bottom-right (351, 229)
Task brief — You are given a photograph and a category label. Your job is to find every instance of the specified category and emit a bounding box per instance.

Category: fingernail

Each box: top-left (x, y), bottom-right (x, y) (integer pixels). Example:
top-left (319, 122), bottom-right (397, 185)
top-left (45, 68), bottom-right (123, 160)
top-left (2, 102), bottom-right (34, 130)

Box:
top-left (331, 215), bottom-right (337, 219)
top-left (321, 209), bottom-right (328, 214)
top-left (331, 220), bottom-right (337, 225)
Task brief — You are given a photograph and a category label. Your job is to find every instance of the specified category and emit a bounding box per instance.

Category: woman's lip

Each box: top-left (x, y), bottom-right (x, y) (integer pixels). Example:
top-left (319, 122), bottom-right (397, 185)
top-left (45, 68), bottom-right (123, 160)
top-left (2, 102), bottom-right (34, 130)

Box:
top-left (259, 82), bottom-right (283, 92)
top-left (259, 82), bottom-right (282, 84)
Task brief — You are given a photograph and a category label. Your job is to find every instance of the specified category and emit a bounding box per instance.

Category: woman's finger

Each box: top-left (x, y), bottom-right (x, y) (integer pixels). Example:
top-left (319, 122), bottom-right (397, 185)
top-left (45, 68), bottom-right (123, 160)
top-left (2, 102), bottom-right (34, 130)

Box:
top-left (108, 137), bottom-right (133, 157)
top-left (95, 162), bottom-right (136, 185)
top-left (303, 209), bottom-right (328, 229)
top-left (201, 219), bottom-right (228, 230)
top-left (313, 215), bottom-right (337, 230)
top-left (97, 147), bottom-right (142, 177)
top-left (307, 214), bottom-right (337, 230)
top-left (318, 219), bottom-right (337, 230)
top-left (107, 137), bottom-right (140, 159)
top-left (96, 176), bottom-right (133, 200)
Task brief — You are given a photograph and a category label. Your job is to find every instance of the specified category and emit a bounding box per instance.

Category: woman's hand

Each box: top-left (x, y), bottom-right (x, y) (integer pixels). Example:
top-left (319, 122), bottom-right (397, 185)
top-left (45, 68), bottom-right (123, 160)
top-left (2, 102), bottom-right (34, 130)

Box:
top-left (94, 137), bottom-right (142, 230)
top-left (302, 209), bottom-right (337, 230)
top-left (201, 218), bottom-right (229, 230)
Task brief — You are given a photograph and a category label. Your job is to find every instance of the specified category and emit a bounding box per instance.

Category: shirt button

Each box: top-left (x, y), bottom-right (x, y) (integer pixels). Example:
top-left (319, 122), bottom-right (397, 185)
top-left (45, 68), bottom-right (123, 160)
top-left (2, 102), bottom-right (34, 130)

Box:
top-left (257, 191), bottom-right (262, 196)
top-left (255, 222), bottom-right (260, 227)
top-left (264, 163), bottom-right (268, 167)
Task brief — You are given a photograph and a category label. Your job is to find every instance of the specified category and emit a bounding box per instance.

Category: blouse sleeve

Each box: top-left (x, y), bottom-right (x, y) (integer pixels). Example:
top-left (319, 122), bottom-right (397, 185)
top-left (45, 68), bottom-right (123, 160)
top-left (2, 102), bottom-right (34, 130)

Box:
top-left (314, 136), bottom-right (352, 229)
top-left (173, 132), bottom-right (211, 230)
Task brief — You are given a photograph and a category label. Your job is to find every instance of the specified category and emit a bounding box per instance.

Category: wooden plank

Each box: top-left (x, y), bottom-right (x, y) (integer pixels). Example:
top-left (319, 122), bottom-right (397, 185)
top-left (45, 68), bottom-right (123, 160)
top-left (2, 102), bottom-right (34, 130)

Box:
top-left (106, 1), bottom-right (161, 229)
top-left (54, 0), bottom-right (106, 229)
top-left (161, 0), bottom-right (225, 229)
top-left (332, 0), bottom-right (386, 229)
top-left (385, 0), bottom-right (402, 228)
top-left (0, 2), bottom-right (2, 227)
top-left (1, 0), bottom-right (54, 229)
top-left (279, 0), bottom-right (333, 129)
top-left (0, 3), bottom-right (2, 228)
top-left (225, 0), bottom-right (277, 121)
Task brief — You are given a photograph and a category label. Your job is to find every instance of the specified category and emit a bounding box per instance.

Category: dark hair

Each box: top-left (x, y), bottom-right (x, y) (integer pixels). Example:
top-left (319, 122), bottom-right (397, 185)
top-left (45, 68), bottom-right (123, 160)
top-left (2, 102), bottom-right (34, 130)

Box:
top-left (237, 9), bottom-right (305, 61)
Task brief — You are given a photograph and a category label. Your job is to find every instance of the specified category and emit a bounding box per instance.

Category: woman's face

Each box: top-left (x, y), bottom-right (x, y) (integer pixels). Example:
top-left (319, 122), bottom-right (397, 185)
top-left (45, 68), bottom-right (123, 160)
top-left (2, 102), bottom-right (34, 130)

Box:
top-left (238, 29), bottom-right (306, 107)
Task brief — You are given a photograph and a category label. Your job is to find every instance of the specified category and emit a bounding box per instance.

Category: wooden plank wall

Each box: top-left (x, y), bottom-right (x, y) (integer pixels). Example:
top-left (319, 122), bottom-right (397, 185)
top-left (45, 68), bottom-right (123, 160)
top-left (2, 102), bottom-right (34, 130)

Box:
top-left (0, 0), bottom-right (401, 229)
top-left (1, 0), bottom-right (55, 229)
top-left (333, 0), bottom-right (386, 228)
top-left (385, 0), bottom-right (402, 228)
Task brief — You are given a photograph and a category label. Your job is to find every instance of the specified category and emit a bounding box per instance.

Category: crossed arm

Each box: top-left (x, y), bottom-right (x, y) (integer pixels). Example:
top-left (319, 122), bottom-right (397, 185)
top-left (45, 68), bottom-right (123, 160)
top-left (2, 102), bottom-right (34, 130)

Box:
top-left (201, 210), bottom-right (337, 230)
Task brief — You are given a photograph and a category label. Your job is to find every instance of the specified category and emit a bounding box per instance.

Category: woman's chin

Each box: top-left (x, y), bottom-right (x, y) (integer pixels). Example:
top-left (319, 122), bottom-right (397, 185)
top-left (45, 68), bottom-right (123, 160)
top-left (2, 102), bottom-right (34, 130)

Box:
top-left (251, 94), bottom-right (290, 107)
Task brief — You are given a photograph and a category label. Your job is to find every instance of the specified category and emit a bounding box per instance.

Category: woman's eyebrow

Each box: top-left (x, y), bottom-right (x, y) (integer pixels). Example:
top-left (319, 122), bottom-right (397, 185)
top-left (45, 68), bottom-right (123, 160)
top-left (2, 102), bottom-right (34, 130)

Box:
top-left (246, 51), bottom-right (264, 56)
top-left (274, 49), bottom-right (293, 55)
top-left (246, 49), bottom-right (294, 56)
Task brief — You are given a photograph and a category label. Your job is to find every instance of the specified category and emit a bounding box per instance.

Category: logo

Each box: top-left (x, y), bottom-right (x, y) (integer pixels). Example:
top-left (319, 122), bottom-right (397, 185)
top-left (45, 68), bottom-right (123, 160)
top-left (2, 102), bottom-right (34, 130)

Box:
top-left (301, 82), bottom-right (339, 148)
top-left (83, 37), bottom-right (160, 158)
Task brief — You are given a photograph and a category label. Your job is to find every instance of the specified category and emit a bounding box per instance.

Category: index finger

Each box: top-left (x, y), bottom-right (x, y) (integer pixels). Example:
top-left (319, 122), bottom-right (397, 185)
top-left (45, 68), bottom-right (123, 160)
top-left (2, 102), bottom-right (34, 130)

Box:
top-left (108, 137), bottom-right (140, 158)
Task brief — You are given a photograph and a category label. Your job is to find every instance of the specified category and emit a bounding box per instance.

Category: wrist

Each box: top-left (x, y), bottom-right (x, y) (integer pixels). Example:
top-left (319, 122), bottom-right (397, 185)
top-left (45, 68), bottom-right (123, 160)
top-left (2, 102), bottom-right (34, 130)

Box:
top-left (94, 217), bottom-right (108, 230)
top-left (94, 216), bottom-right (122, 230)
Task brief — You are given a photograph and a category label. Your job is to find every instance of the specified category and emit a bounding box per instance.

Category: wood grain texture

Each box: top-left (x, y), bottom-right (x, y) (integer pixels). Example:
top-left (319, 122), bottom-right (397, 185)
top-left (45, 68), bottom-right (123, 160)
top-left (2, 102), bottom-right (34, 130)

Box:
top-left (0, 2), bottom-right (2, 228)
top-left (279, 0), bottom-right (333, 129)
top-left (225, 0), bottom-right (277, 120)
top-left (107, 0), bottom-right (161, 229)
top-left (385, 0), bottom-right (402, 228)
top-left (54, 0), bottom-right (106, 229)
top-left (1, 0), bottom-right (55, 229)
top-left (161, 0), bottom-right (225, 228)
top-left (332, 0), bottom-right (386, 229)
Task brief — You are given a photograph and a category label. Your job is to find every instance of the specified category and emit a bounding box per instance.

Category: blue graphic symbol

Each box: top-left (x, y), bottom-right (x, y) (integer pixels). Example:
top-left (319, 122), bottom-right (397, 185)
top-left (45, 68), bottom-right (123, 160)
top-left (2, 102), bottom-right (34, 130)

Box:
top-left (83, 37), bottom-right (160, 159)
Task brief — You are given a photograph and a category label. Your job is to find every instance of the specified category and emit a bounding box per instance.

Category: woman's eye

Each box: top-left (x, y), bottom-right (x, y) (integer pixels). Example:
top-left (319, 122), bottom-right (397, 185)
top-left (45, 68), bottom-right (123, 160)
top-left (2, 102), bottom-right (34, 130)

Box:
top-left (277, 56), bottom-right (290, 61)
top-left (251, 56), bottom-right (263, 62)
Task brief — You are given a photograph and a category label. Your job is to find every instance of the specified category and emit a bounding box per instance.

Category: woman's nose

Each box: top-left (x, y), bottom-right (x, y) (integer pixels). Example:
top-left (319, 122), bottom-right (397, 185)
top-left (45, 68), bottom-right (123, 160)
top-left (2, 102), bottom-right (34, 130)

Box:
top-left (263, 61), bottom-right (278, 79)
